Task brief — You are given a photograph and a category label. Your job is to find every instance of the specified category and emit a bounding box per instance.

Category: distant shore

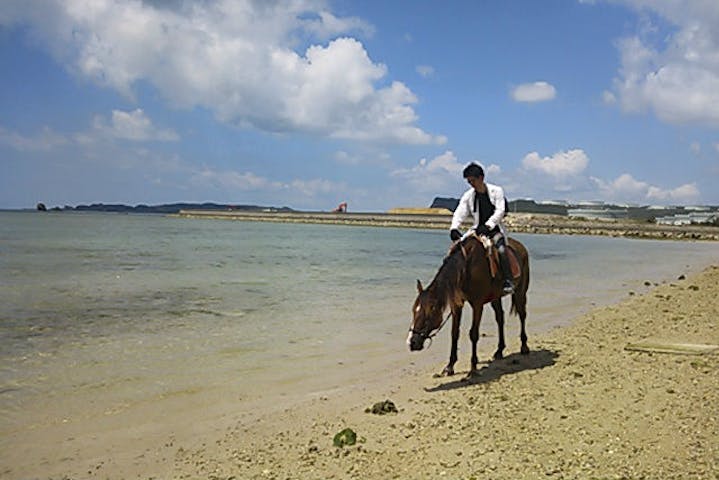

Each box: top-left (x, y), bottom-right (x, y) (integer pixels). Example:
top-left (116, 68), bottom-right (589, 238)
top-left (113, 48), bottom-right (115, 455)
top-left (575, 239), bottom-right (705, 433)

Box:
top-left (175, 210), bottom-right (719, 241)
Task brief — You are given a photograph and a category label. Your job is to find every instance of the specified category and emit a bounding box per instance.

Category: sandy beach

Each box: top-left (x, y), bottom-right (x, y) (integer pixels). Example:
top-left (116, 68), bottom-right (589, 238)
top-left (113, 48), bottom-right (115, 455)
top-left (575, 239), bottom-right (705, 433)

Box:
top-left (8, 263), bottom-right (714, 479)
top-left (161, 264), bottom-right (718, 480)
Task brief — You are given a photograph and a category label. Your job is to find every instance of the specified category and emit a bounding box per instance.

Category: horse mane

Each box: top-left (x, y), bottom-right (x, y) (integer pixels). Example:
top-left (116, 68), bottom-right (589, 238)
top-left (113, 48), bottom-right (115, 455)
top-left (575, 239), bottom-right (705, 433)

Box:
top-left (426, 246), bottom-right (468, 311)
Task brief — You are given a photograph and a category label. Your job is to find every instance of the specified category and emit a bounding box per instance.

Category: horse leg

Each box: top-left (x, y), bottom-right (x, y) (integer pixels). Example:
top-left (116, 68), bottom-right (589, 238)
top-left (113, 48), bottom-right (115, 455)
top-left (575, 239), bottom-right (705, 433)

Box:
top-left (442, 307), bottom-right (462, 376)
top-left (515, 292), bottom-right (530, 354)
top-left (468, 303), bottom-right (483, 376)
top-left (490, 299), bottom-right (506, 360)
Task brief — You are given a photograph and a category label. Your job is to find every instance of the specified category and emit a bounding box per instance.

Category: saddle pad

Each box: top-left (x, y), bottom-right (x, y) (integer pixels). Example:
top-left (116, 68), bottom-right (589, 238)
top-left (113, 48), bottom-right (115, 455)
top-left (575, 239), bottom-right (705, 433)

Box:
top-left (488, 245), bottom-right (521, 280)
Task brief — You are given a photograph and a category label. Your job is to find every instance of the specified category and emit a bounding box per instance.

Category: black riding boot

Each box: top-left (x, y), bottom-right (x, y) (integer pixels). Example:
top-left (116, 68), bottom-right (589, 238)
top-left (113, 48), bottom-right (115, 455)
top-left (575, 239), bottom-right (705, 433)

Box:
top-left (498, 248), bottom-right (514, 294)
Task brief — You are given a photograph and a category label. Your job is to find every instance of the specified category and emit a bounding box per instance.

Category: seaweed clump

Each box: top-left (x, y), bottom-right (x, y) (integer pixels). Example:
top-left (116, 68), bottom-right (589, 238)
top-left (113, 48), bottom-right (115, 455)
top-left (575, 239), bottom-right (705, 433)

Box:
top-left (365, 399), bottom-right (398, 415)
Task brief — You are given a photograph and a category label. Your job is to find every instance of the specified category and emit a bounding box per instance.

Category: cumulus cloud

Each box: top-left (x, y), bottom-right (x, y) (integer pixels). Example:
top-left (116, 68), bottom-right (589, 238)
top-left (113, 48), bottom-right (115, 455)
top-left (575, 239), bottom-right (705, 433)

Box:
top-left (591, 173), bottom-right (700, 204)
top-left (486, 164), bottom-right (502, 176)
top-left (591, 173), bottom-right (649, 199)
top-left (607, 1), bottom-right (719, 127)
top-left (391, 150), bottom-right (464, 193)
top-left (91, 109), bottom-right (179, 142)
top-left (0, 0), bottom-right (442, 144)
top-left (302, 10), bottom-right (374, 40)
top-left (521, 149), bottom-right (589, 178)
top-left (647, 183), bottom-right (700, 203)
top-left (511, 81), bottom-right (557, 103)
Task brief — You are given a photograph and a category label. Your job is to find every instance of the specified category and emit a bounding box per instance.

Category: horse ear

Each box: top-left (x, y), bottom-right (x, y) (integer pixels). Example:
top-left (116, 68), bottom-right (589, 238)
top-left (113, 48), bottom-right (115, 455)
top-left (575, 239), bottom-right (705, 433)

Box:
top-left (416, 279), bottom-right (423, 293)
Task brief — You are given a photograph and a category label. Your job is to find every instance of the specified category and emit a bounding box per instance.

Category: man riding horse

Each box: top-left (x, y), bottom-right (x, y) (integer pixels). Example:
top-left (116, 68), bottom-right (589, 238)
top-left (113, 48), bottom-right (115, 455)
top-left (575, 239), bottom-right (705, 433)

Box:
top-left (449, 162), bottom-right (514, 295)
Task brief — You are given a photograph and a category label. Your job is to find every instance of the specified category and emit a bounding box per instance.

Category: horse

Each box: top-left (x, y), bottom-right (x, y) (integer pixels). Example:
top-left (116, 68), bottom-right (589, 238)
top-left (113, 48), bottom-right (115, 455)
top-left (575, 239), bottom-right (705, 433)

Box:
top-left (407, 234), bottom-right (530, 377)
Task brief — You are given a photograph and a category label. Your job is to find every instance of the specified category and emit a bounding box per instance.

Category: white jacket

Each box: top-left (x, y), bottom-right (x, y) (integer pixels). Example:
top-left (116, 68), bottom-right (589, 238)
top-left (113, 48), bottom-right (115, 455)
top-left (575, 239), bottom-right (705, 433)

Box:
top-left (450, 183), bottom-right (507, 236)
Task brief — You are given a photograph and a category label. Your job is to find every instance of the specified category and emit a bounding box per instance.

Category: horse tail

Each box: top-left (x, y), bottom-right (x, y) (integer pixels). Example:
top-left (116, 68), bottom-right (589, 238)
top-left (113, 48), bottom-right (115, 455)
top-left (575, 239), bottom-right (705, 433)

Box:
top-left (509, 241), bottom-right (530, 317)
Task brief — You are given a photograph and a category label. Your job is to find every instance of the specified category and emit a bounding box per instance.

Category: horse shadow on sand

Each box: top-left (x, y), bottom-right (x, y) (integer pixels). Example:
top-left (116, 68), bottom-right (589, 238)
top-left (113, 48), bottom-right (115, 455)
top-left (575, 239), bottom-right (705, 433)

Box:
top-left (424, 348), bottom-right (559, 393)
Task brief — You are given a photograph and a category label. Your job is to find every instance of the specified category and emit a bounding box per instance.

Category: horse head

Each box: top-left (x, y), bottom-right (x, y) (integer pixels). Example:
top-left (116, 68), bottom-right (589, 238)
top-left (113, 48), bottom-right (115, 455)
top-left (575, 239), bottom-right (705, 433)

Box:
top-left (407, 279), bottom-right (446, 351)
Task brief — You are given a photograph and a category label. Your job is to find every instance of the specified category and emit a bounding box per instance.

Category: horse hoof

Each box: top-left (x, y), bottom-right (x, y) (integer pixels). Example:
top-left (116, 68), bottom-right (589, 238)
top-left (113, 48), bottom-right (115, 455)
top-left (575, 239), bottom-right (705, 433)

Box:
top-left (493, 352), bottom-right (504, 360)
top-left (521, 345), bottom-right (530, 355)
top-left (442, 367), bottom-right (455, 376)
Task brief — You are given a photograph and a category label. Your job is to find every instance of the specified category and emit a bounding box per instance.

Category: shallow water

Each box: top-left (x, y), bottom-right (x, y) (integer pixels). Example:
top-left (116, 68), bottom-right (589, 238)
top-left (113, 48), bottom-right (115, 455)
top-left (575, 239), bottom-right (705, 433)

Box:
top-left (0, 211), bottom-right (717, 443)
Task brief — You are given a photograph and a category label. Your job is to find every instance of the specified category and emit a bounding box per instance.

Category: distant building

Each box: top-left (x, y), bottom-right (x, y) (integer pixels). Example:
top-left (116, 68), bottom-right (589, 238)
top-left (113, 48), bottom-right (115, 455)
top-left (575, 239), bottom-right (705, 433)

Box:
top-left (568, 208), bottom-right (628, 221)
top-left (656, 212), bottom-right (718, 226)
top-left (576, 200), bottom-right (606, 207)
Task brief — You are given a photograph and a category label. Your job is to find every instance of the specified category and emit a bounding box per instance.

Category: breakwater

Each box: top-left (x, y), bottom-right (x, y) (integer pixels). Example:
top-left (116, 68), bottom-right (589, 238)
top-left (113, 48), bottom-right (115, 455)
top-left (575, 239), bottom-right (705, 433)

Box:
top-left (174, 210), bottom-right (719, 241)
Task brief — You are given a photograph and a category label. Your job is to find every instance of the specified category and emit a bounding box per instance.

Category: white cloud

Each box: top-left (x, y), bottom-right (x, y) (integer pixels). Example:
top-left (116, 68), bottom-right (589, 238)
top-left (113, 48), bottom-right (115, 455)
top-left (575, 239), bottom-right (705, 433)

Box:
top-left (0, 0), bottom-right (442, 145)
top-left (591, 173), bottom-right (700, 204)
top-left (511, 81), bottom-right (557, 103)
top-left (486, 164), bottom-right (502, 176)
top-left (289, 178), bottom-right (344, 197)
top-left (302, 10), bottom-right (374, 40)
top-left (192, 168), bottom-right (279, 191)
top-left (391, 150), bottom-right (464, 193)
top-left (607, 1), bottom-right (719, 127)
top-left (0, 126), bottom-right (68, 151)
top-left (191, 166), bottom-right (347, 200)
top-left (602, 90), bottom-right (617, 104)
top-left (647, 183), bottom-right (700, 203)
top-left (591, 173), bottom-right (648, 199)
top-left (334, 150), bottom-right (359, 165)
top-left (92, 109), bottom-right (179, 142)
top-left (521, 149), bottom-right (589, 178)
top-left (416, 65), bottom-right (435, 77)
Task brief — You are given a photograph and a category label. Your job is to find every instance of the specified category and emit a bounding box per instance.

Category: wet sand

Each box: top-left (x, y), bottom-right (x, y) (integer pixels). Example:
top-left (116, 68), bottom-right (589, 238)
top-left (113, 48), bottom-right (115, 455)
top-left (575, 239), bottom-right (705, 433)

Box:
top-left (7, 264), bottom-right (716, 479)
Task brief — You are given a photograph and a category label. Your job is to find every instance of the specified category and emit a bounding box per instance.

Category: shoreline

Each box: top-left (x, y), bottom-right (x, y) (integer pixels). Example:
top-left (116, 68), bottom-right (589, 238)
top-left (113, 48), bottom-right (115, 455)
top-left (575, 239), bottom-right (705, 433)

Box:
top-left (176, 264), bottom-right (719, 479)
top-left (174, 210), bottom-right (719, 241)
top-left (5, 263), bottom-right (717, 479)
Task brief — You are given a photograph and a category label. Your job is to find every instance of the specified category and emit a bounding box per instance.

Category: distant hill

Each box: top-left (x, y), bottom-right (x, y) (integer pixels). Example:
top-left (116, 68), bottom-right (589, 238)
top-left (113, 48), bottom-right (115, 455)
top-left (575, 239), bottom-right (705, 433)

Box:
top-left (59, 203), bottom-right (294, 214)
top-left (430, 197), bottom-right (460, 211)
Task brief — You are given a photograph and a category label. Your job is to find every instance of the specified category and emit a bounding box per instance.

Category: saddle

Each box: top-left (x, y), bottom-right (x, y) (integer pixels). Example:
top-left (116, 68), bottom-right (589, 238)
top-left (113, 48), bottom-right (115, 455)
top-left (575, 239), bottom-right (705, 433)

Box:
top-left (476, 234), bottom-right (521, 280)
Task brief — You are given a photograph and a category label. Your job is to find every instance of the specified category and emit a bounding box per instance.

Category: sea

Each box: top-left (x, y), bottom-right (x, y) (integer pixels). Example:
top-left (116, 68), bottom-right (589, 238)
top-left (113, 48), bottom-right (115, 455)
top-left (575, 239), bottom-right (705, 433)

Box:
top-left (1, 210), bottom-right (717, 454)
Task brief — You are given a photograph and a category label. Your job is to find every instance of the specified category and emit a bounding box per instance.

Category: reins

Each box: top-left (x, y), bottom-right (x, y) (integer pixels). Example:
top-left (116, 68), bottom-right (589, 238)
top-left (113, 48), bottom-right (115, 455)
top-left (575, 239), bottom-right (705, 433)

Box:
top-left (410, 236), bottom-right (479, 349)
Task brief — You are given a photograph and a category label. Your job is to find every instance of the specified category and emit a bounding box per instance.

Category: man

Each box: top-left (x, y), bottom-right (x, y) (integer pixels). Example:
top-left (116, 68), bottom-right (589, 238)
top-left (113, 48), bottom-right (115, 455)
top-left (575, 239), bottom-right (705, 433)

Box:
top-left (449, 162), bottom-right (514, 294)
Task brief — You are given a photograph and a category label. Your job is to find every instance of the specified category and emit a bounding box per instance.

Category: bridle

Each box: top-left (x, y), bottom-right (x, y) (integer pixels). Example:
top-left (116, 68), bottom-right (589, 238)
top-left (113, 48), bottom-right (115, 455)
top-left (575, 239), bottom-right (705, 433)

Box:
top-left (410, 236), bottom-right (474, 348)
top-left (409, 310), bottom-right (452, 348)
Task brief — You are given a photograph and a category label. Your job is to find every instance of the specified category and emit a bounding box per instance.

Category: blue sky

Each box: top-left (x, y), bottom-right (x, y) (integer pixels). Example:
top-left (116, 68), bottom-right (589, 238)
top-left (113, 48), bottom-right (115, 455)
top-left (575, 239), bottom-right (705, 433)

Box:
top-left (1, 0), bottom-right (718, 211)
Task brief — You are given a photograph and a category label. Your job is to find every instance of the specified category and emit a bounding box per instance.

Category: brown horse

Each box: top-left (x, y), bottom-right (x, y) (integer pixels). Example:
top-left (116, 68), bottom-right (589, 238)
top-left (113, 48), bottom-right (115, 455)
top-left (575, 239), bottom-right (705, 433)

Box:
top-left (408, 234), bottom-right (530, 377)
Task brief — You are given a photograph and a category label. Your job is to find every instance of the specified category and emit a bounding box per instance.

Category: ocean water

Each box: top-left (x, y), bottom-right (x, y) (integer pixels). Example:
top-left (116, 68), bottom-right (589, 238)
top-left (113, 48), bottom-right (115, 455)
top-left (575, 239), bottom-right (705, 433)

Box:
top-left (1, 211), bottom-right (717, 443)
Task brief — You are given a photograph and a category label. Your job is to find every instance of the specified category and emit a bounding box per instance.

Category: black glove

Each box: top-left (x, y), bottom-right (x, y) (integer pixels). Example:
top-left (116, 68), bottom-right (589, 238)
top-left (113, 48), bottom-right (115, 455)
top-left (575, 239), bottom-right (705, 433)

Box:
top-left (475, 225), bottom-right (491, 236)
top-left (450, 229), bottom-right (462, 241)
